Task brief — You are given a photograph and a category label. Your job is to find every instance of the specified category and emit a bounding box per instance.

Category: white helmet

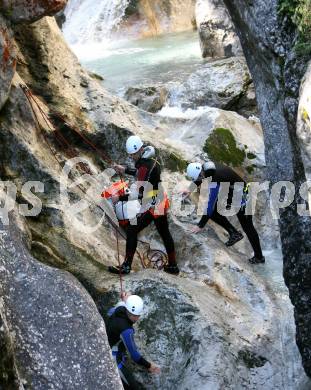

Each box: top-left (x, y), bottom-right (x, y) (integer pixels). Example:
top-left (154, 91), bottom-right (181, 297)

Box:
top-left (125, 295), bottom-right (144, 316)
top-left (186, 162), bottom-right (202, 181)
top-left (203, 160), bottom-right (216, 172)
top-left (126, 135), bottom-right (143, 154)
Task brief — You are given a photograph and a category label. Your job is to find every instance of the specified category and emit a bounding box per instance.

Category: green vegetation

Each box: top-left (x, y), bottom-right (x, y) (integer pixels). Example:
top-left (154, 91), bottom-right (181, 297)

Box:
top-left (278, 0), bottom-right (311, 54)
top-left (203, 128), bottom-right (246, 167)
top-left (204, 128), bottom-right (258, 175)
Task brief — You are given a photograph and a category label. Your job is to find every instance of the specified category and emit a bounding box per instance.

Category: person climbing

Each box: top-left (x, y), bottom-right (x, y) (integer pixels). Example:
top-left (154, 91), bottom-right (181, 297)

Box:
top-left (109, 135), bottom-right (180, 275)
top-left (185, 161), bottom-right (265, 264)
top-left (106, 292), bottom-right (160, 390)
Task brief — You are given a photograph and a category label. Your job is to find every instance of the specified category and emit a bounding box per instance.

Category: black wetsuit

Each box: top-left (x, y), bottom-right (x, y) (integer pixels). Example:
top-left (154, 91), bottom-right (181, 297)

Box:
top-left (120, 155), bottom-right (176, 267)
top-left (196, 163), bottom-right (263, 259)
top-left (106, 305), bottom-right (150, 390)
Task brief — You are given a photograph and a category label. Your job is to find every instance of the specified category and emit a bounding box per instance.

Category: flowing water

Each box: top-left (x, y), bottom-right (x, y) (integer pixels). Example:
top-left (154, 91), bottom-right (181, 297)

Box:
top-left (63, 1), bottom-right (205, 103)
top-left (63, 0), bottom-right (130, 52)
top-left (75, 31), bottom-right (204, 96)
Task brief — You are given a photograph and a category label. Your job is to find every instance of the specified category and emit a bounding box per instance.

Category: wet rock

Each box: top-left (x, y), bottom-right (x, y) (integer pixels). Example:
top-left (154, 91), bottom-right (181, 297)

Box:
top-left (1, 0), bottom-right (68, 24)
top-left (124, 84), bottom-right (169, 113)
top-left (0, 16), bottom-right (16, 111)
top-left (195, 0), bottom-right (242, 58)
top-left (0, 210), bottom-right (122, 389)
top-left (169, 57), bottom-right (257, 116)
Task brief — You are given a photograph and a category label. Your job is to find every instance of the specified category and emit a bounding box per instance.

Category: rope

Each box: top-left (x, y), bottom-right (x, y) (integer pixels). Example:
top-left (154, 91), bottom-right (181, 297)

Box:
top-left (115, 227), bottom-right (124, 297)
top-left (20, 84), bottom-right (168, 285)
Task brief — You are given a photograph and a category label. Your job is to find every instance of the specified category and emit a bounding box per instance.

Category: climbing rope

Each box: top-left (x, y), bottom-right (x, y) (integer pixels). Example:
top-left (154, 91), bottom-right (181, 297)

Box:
top-left (115, 227), bottom-right (124, 295)
top-left (20, 84), bottom-right (168, 291)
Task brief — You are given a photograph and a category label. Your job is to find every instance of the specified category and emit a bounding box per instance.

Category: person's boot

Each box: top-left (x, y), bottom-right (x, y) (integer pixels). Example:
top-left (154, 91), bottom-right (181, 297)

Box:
top-left (163, 264), bottom-right (180, 275)
top-left (108, 261), bottom-right (131, 275)
top-left (249, 256), bottom-right (265, 264)
top-left (225, 231), bottom-right (244, 247)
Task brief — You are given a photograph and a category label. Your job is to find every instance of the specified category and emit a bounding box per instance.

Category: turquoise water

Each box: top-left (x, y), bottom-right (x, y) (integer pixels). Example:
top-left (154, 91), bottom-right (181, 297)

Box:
top-left (81, 31), bottom-right (205, 95)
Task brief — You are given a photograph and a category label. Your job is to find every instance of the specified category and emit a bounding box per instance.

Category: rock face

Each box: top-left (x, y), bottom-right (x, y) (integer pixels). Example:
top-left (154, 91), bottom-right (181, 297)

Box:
top-left (195, 0), bottom-right (242, 58)
top-left (0, 4), bottom-right (310, 389)
top-left (168, 56), bottom-right (257, 116)
top-left (121, 0), bottom-right (197, 38)
top-left (159, 107), bottom-right (264, 178)
top-left (0, 210), bottom-right (122, 389)
top-left (93, 266), bottom-right (307, 389)
top-left (0, 0), bottom-right (68, 24)
top-left (221, 0), bottom-right (311, 377)
top-left (0, 16), bottom-right (16, 110)
top-left (125, 84), bottom-right (168, 113)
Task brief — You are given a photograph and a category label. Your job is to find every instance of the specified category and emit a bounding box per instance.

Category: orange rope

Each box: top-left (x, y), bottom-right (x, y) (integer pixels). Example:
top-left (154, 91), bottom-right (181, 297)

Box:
top-left (115, 227), bottom-right (124, 297)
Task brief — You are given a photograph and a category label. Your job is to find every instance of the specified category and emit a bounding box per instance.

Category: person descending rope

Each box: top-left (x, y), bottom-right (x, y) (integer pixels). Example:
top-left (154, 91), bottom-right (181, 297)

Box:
top-left (109, 135), bottom-right (179, 275)
top-left (185, 161), bottom-right (265, 264)
top-left (106, 292), bottom-right (160, 390)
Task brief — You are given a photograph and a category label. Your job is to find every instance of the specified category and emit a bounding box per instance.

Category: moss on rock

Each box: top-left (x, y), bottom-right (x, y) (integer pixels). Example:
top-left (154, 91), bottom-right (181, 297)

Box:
top-left (203, 127), bottom-right (246, 167)
top-left (278, 0), bottom-right (311, 55)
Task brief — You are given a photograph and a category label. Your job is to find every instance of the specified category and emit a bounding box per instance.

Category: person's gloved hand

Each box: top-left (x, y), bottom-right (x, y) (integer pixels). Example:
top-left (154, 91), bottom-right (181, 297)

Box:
top-left (113, 164), bottom-right (126, 174)
top-left (187, 225), bottom-right (203, 234)
top-left (149, 363), bottom-right (161, 374)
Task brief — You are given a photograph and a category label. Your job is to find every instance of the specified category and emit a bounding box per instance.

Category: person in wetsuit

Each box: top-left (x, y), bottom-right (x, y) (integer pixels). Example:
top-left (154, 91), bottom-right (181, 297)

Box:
top-left (109, 135), bottom-right (179, 275)
top-left (185, 161), bottom-right (265, 264)
top-left (106, 292), bottom-right (160, 390)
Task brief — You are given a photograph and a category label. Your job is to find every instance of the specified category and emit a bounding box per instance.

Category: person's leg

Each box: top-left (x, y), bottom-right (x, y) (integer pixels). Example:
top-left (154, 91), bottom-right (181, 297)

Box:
top-left (154, 215), bottom-right (179, 274)
top-left (154, 215), bottom-right (176, 265)
top-left (237, 209), bottom-right (264, 261)
top-left (109, 212), bottom-right (153, 274)
top-left (125, 212), bottom-right (154, 266)
top-left (119, 364), bottom-right (141, 390)
top-left (210, 210), bottom-right (243, 247)
top-left (210, 210), bottom-right (238, 235)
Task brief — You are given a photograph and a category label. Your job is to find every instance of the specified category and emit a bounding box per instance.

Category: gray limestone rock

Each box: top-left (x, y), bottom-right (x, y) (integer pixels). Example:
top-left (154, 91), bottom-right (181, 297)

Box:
top-left (195, 0), bottom-right (242, 58)
top-left (221, 0), bottom-right (311, 377)
top-left (125, 84), bottom-right (169, 113)
top-left (0, 210), bottom-right (122, 389)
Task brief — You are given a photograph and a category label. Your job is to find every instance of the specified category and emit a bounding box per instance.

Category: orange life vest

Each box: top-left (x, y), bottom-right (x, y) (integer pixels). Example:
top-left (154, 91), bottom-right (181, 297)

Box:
top-left (101, 181), bottom-right (170, 223)
top-left (101, 181), bottom-right (130, 227)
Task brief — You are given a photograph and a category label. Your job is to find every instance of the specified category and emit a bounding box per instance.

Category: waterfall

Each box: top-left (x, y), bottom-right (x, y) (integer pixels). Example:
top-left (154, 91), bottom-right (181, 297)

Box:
top-left (63, 0), bottom-right (130, 48)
